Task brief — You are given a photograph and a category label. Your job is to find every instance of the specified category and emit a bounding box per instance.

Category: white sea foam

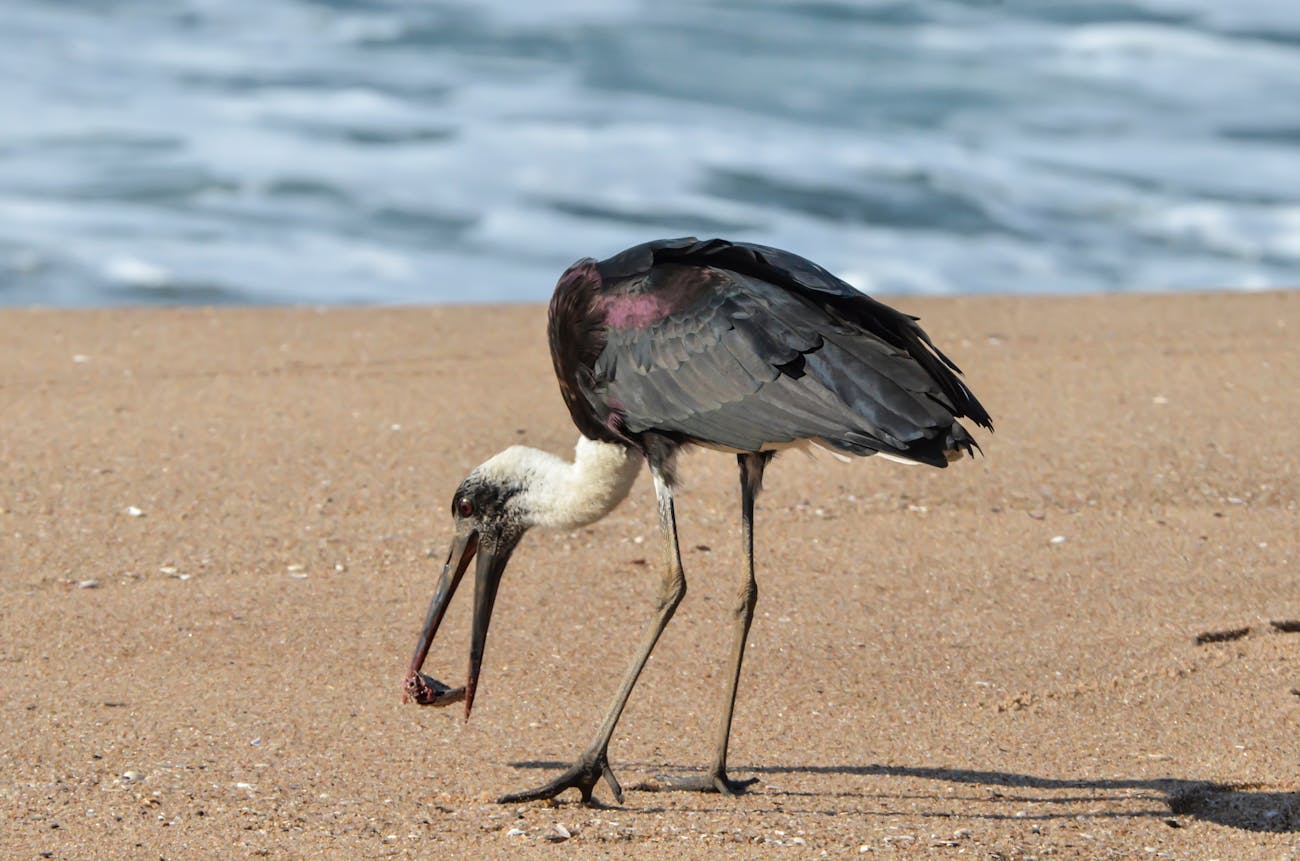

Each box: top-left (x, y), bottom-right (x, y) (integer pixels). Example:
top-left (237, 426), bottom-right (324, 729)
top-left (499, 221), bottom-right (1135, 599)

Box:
top-left (104, 257), bottom-right (170, 288)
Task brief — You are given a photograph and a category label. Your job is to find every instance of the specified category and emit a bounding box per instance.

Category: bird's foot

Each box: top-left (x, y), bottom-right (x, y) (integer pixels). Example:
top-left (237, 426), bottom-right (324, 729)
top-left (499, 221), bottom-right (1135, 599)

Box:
top-left (640, 768), bottom-right (758, 797)
top-left (498, 748), bottom-right (624, 807)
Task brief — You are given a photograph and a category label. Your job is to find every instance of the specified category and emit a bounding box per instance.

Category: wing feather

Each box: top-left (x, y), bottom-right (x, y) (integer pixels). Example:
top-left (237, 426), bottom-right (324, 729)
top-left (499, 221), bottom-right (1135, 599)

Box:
top-left (555, 237), bottom-right (991, 463)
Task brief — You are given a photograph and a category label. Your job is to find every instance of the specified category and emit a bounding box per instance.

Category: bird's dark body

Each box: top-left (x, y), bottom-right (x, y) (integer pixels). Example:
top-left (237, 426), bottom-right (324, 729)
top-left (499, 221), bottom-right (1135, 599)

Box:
top-left (549, 237), bottom-right (993, 470)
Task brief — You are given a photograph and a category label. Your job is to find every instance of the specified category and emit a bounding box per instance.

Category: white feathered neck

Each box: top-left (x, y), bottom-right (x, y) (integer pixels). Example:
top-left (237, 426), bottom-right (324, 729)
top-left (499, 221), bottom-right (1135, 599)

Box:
top-left (474, 436), bottom-right (643, 531)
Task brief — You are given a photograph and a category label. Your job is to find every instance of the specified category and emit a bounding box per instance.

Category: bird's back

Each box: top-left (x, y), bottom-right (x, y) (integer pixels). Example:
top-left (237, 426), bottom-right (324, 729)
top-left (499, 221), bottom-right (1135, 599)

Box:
top-left (549, 237), bottom-right (992, 467)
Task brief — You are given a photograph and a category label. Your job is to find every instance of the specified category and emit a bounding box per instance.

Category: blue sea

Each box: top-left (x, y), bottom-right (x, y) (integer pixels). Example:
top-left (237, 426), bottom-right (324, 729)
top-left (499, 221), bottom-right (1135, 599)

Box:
top-left (2, 0), bottom-right (1298, 306)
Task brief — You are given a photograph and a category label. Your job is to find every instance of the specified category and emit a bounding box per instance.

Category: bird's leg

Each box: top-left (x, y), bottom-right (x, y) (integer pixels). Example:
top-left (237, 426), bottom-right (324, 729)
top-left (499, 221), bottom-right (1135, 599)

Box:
top-left (651, 452), bottom-right (768, 796)
top-left (705, 452), bottom-right (766, 792)
top-left (498, 467), bottom-right (686, 806)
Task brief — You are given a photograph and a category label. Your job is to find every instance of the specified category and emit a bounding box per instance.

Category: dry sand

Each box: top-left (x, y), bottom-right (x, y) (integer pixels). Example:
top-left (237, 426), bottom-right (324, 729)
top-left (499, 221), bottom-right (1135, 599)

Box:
top-left (1, 293), bottom-right (1297, 859)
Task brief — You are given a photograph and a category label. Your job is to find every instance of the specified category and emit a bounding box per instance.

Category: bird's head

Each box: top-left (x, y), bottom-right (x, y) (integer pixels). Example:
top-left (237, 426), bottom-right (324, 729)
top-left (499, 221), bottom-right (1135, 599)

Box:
top-left (405, 439), bottom-right (640, 719)
top-left (405, 449), bottom-right (544, 720)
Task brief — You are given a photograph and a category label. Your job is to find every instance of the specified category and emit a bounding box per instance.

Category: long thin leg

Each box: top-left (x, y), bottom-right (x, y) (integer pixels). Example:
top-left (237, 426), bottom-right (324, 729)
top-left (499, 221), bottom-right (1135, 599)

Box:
top-left (710, 452), bottom-right (767, 790)
top-left (653, 451), bottom-right (768, 795)
top-left (498, 466), bottom-right (686, 805)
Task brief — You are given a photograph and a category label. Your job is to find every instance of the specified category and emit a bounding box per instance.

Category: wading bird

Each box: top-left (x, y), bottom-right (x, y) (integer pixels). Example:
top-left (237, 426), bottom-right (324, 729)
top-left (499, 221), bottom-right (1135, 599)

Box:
top-left (404, 237), bottom-right (992, 804)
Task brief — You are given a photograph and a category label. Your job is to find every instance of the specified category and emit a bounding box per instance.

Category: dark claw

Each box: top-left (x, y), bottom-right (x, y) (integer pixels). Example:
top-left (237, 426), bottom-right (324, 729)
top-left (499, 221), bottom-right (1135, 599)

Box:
top-left (601, 761), bottom-right (624, 804)
top-left (497, 749), bottom-right (623, 806)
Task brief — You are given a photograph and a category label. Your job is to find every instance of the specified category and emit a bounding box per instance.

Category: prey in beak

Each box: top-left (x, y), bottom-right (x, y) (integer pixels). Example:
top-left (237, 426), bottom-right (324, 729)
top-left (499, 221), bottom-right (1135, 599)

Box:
top-left (402, 468), bottom-right (527, 720)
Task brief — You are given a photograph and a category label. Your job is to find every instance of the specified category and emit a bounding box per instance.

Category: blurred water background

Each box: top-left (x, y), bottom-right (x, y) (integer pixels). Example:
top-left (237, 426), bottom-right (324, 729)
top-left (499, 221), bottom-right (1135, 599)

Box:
top-left (1, 0), bottom-right (1298, 306)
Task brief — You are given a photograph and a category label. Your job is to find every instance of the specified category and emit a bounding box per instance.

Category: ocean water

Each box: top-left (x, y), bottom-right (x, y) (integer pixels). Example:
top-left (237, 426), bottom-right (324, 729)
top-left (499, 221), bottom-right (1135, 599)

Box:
top-left (1, 0), bottom-right (1298, 306)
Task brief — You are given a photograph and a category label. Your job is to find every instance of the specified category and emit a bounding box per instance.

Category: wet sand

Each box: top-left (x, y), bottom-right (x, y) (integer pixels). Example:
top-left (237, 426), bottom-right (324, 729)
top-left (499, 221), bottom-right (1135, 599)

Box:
top-left (1, 293), bottom-right (1297, 858)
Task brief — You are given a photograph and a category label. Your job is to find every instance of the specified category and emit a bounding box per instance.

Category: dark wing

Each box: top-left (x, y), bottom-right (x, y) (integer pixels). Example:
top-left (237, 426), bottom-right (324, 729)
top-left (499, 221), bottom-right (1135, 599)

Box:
top-left (549, 237), bottom-right (992, 467)
top-left (584, 244), bottom-right (988, 467)
top-left (599, 237), bottom-right (992, 433)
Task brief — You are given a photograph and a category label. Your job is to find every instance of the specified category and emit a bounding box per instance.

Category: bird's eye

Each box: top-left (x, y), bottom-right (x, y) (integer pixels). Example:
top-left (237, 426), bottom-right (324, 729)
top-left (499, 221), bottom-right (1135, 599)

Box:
top-left (456, 497), bottom-right (475, 518)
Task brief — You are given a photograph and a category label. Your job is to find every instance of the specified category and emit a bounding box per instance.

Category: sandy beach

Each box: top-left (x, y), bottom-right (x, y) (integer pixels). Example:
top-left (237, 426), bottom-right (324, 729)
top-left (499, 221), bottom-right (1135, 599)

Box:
top-left (2, 292), bottom-right (1296, 859)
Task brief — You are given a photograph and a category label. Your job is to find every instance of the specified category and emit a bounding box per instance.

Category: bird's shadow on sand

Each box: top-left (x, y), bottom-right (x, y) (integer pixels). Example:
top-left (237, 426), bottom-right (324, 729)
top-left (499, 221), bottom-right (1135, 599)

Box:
top-left (508, 760), bottom-right (1298, 832)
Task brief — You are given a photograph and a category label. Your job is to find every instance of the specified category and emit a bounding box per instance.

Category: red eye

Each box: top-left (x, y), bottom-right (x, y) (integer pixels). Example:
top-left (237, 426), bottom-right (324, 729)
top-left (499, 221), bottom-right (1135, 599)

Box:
top-left (457, 498), bottom-right (474, 518)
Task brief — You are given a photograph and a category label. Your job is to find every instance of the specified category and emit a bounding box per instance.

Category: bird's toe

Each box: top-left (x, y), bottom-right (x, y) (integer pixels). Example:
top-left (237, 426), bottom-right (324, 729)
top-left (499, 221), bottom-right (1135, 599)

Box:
top-left (497, 749), bottom-right (623, 806)
top-left (638, 769), bottom-right (758, 796)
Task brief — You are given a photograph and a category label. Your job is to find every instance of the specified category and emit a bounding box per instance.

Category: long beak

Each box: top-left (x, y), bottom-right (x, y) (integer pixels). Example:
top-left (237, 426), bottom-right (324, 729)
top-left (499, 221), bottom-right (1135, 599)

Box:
top-left (406, 530), bottom-right (478, 680)
top-left (464, 539), bottom-right (514, 720)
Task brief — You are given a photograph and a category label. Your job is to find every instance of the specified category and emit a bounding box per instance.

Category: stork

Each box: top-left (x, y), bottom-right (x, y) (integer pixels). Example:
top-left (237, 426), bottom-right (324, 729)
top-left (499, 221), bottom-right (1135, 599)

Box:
top-left (403, 237), bottom-right (992, 805)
